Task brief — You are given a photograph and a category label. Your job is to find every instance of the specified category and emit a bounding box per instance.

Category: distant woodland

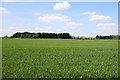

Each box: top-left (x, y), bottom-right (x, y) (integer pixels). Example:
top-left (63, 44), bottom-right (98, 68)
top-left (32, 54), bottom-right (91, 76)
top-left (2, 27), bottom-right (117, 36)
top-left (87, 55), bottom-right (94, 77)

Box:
top-left (3, 32), bottom-right (120, 40)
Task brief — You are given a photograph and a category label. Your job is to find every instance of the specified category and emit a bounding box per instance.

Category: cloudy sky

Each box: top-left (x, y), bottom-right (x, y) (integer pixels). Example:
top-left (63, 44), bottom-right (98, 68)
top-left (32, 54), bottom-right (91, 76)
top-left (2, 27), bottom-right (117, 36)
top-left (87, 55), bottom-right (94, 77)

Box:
top-left (0, 1), bottom-right (118, 37)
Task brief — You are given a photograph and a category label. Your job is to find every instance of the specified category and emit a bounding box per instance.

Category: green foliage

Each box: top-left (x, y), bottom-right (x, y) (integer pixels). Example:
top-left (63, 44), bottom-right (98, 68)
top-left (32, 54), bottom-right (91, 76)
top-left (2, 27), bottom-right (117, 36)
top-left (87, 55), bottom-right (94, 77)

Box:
top-left (2, 39), bottom-right (118, 78)
top-left (9, 32), bottom-right (120, 40)
top-left (96, 35), bottom-right (120, 39)
top-left (11, 32), bottom-right (71, 39)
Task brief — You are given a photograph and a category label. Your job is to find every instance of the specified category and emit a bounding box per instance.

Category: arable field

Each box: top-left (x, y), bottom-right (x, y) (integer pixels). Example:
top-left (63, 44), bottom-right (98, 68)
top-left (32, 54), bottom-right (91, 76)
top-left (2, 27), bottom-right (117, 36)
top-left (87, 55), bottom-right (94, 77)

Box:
top-left (2, 39), bottom-right (118, 78)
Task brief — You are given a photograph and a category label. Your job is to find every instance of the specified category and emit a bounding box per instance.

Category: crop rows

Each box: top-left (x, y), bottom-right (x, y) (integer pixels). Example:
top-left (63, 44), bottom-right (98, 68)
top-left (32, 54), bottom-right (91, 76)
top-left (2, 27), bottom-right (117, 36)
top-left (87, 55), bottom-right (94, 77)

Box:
top-left (2, 39), bottom-right (118, 78)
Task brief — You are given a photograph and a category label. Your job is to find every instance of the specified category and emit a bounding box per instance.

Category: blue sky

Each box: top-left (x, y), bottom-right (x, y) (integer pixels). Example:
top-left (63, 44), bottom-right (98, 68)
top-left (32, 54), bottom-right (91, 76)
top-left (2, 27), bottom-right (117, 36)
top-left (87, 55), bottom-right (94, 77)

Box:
top-left (1, 0), bottom-right (119, 2)
top-left (0, 2), bottom-right (118, 37)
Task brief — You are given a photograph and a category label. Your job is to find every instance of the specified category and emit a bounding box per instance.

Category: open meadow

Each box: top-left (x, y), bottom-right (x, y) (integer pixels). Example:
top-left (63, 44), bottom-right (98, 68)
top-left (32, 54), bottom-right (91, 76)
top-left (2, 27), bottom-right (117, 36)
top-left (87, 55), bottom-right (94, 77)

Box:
top-left (2, 39), bottom-right (118, 78)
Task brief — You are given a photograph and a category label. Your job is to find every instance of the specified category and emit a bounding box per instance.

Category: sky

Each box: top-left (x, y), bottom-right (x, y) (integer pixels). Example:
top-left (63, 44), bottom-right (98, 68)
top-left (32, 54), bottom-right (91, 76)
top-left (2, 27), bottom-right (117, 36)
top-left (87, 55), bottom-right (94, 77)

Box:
top-left (0, 1), bottom-right (118, 37)
top-left (1, 0), bottom-right (119, 2)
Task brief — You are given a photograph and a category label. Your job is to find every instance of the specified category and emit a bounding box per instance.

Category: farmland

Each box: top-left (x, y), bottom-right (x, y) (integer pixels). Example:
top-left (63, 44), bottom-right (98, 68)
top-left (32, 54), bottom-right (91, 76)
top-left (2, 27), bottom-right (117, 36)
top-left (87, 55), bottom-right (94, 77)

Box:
top-left (2, 39), bottom-right (118, 78)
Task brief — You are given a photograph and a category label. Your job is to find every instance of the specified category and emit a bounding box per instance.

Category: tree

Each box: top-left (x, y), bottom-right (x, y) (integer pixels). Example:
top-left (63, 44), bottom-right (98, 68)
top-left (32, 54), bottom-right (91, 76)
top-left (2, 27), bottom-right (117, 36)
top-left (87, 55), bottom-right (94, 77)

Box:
top-left (96, 35), bottom-right (99, 39)
top-left (58, 33), bottom-right (71, 39)
top-left (11, 32), bottom-right (72, 39)
top-left (3, 35), bottom-right (8, 38)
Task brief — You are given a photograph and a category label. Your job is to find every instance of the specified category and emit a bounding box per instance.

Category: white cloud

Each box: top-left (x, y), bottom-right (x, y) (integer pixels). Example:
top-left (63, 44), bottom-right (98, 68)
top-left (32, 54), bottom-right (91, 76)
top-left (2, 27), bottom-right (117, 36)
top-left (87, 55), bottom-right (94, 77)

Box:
top-left (34, 26), bottom-right (52, 32)
top-left (34, 12), bottom-right (41, 16)
top-left (0, 7), bottom-right (7, 13)
top-left (66, 21), bottom-right (83, 29)
top-left (38, 13), bottom-right (83, 29)
top-left (89, 14), bottom-right (112, 22)
top-left (37, 13), bottom-right (83, 31)
top-left (83, 11), bottom-right (96, 15)
top-left (38, 13), bottom-right (70, 22)
top-left (96, 23), bottom-right (118, 34)
top-left (53, 1), bottom-right (71, 10)
top-left (83, 11), bottom-right (112, 22)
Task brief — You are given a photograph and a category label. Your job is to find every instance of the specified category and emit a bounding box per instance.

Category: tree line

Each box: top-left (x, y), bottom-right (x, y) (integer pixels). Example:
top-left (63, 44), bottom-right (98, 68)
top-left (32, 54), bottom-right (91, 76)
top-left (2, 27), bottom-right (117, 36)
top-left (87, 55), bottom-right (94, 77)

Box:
top-left (96, 35), bottom-right (120, 39)
top-left (3, 32), bottom-right (120, 40)
top-left (10, 32), bottom-right (72, 39)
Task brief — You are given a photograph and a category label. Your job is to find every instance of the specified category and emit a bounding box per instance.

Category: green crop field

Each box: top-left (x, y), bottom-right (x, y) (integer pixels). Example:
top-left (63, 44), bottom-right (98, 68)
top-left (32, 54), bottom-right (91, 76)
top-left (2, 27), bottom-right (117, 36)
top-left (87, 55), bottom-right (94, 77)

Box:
top-left (2, 38), bottom-right (118, 78)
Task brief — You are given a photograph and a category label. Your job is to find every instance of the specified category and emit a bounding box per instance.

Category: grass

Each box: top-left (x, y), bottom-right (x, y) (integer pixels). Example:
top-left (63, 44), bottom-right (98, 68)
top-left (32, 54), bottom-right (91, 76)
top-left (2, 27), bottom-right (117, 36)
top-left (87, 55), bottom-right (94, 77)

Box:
top-left (2, 38), bottom-right (118, 78)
